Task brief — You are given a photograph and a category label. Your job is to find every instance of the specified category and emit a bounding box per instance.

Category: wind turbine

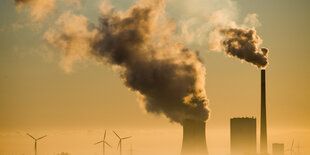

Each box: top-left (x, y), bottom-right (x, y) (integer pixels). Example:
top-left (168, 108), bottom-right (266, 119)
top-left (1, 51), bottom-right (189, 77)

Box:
top-left (290, 139), bottom-right (295, 155)
top-left (26, 133), bottom-right (47, 155)
top-left (113, 131), bottom-right (131, 155)
top-left (94, 130), bottom-right (112, 155)
top-left (129, 144), bottom-right (136, 155)
top-left (297, 142), bottom-right (301, 155)
top-left (286, 139), bottom-right (295, 155)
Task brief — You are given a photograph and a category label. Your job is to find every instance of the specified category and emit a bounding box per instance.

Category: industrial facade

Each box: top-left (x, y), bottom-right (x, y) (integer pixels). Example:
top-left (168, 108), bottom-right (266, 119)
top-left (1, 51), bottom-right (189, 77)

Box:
top-left (230, 117), bottom-right (257, 155)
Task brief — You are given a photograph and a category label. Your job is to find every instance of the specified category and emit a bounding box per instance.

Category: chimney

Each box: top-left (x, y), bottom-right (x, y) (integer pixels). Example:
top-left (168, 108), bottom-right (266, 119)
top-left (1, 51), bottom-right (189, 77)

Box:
top-left (181, 119), bottom-right (208, 155)
top-left (260, 69), bottom-right (268, 154)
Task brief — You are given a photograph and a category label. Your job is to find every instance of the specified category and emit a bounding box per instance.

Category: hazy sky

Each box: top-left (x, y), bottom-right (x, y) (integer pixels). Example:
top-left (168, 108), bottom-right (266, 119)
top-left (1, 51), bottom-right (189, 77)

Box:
top-left (0, 0), bottom-right (309, 155)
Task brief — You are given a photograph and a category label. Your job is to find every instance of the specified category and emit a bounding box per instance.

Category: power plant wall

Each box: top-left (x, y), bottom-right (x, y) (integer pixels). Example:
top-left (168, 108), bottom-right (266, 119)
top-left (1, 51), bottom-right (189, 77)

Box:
top-left (181, 119), bottom-right (208, 155)
top-left (230, 117), bottom-right (257, 155)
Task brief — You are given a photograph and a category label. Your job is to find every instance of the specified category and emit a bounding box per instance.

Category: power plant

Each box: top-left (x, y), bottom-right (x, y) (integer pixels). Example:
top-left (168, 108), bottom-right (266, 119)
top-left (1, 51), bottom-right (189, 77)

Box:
top-left (180, 69), bottom-right (270, 155)
top-left (230, 117), bottom-right (257, 155)
top-left (260, 69), bottom-right (268, 155)
top-left (181, 119), bottom-right (208, 155)
top-left (228, 70), bottom-right (270, 155)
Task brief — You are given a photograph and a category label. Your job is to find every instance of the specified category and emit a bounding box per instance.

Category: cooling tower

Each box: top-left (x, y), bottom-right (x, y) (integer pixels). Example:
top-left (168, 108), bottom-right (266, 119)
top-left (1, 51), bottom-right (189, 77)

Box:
top-left (260, 69), bottom-right (268, 154)
top-left (181, 119), bottom-right (208, 155)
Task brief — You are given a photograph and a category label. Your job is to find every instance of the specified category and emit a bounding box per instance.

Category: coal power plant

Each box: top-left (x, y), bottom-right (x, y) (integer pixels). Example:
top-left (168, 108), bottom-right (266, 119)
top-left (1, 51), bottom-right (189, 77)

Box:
top-left (228, 69), bottom-right (270, 155)
top-left (181, 119), bottom-right (208, 155)
top-left (230, 117), bottom-right (257, 155)
top-left (180, 70), bottom-right (270, 155)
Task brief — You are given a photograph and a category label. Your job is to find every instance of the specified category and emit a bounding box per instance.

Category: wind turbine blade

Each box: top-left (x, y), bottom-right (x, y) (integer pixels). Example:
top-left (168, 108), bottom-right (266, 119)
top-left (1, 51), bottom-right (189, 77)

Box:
top-left (94, 141), bottom-right (103, 145)
top-left (122, 136), bottom-right (131, 140)
top-left (26, 133), bottom-right (36, 140)
top-left (37, 135), bottom-right (47, 140)
top-left (104, 141), bottom-right (112, 148)
top-left (113, 131), bottom-right (121, 139)
top-left (104, 130), bottom-right (107, 140)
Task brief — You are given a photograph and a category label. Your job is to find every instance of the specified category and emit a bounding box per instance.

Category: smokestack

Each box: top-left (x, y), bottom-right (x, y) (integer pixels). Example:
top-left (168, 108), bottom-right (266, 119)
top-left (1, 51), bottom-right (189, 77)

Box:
top-left (181, 119), bottom-right (208, 155)
top-left (260, 69), bottom-right (268, 154)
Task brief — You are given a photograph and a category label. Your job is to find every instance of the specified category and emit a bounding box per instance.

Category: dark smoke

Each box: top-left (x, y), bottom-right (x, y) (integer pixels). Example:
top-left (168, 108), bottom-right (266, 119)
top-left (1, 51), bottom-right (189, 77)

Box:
top-left (210, 27), bottom-right (269, 68)
top-left (14, 0), bottom-right (38, 8)
top-left (45, 0), bottom-right (209, 124)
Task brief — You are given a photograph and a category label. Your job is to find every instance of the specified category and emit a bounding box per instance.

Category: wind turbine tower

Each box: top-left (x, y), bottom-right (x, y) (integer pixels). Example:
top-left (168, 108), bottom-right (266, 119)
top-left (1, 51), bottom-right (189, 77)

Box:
top-left (130, 144), bottom-right (134, 155)
top-left (95, 130), bottom-right (112, 155)
top-left (26, 133), bottom-right (47, 155)
top-left (290, 139), bottom-right (295, 155)
top-left (113, 131), bottom-right (131, 155)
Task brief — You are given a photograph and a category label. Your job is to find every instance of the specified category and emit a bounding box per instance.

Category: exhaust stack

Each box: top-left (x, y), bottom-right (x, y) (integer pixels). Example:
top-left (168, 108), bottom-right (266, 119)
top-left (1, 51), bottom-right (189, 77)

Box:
top-left (260, 69), bottom-right (268, 154)
top-left (181, 119), bottom-right (208, 155)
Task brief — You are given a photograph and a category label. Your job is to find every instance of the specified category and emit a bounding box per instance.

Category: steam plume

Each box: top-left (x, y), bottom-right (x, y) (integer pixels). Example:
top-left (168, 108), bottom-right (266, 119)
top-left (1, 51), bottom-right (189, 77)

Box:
top-left (44, 11), bottom-right (98, 72)
top-left (14, 0), bottom-right (81, 21)
top-left (209, 27), bottom-right (269, 68)
top-left (14, 0), bottom-right (56, 21)
top-left (44, 0), bottom-right (209, 124)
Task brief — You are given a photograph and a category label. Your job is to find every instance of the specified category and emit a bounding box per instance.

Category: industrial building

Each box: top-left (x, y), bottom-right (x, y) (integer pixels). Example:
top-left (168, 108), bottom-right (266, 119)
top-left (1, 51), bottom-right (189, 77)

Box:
top-left (230, 117), bottom-right (257, 155)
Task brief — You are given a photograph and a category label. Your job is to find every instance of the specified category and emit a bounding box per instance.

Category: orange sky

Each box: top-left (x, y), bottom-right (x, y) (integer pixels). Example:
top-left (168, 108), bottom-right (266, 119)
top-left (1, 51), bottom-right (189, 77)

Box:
top-left (0, 0), bottom-right (309, 154)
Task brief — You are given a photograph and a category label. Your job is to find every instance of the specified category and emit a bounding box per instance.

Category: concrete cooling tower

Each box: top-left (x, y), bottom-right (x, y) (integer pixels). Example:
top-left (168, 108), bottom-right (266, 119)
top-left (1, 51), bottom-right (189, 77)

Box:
top-left (181, 119), bottom-right (208, 155)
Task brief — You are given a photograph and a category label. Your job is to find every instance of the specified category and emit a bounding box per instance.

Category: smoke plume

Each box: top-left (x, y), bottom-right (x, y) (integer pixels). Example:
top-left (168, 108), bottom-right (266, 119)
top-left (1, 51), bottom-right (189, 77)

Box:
top-left (209, 27), bottom-right (269, 68)
top-left (44, 11), bottom-right (98, 72)
top-left (14, 0), bottom-right (36, 6)
top-left (14, 0), bottom-right (56, 21)
top-left (14, 0), bottom-right (81, 21)
top-left (44, 0), bottom-right (209, 124)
